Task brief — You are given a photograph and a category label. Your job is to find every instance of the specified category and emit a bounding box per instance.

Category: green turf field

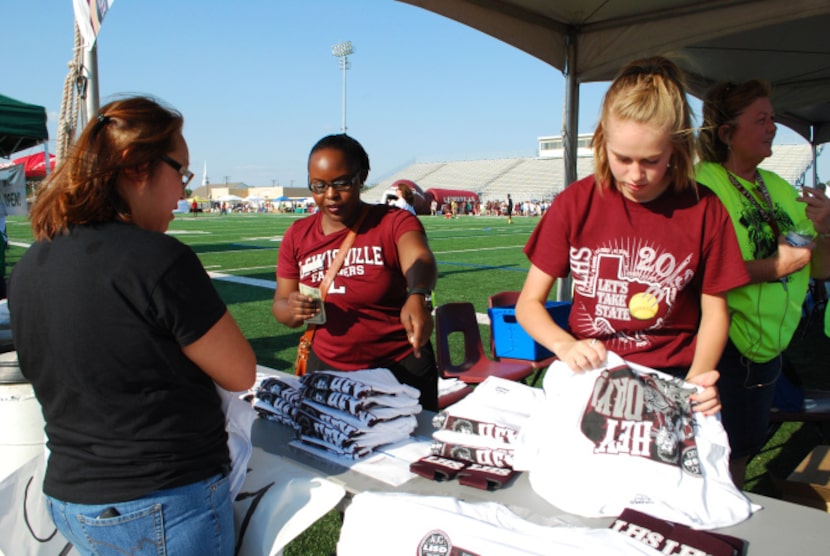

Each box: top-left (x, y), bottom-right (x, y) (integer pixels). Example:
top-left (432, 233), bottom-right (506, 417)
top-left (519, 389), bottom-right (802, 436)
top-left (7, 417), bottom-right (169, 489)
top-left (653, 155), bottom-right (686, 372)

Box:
top-left (4, 211), bottom-right (824, 555)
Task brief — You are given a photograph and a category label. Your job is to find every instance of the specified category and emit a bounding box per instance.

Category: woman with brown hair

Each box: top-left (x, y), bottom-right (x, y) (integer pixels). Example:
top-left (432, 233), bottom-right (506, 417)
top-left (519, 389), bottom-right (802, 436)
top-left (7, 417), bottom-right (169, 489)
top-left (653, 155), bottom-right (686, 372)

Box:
top-left (9, 95), bottom-right (255, 555)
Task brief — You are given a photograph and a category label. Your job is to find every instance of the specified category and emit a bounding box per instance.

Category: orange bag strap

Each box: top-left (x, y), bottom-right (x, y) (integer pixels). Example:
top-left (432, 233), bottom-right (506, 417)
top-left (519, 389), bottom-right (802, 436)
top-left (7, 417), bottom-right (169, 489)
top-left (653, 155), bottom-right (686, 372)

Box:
top-left (297, 205), bottom-right (371, 350)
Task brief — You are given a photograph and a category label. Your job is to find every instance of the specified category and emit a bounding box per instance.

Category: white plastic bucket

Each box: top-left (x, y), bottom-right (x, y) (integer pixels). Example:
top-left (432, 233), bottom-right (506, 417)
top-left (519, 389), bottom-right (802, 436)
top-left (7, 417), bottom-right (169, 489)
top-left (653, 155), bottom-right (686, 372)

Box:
top-left (0, 352), bottom-right (46, 482)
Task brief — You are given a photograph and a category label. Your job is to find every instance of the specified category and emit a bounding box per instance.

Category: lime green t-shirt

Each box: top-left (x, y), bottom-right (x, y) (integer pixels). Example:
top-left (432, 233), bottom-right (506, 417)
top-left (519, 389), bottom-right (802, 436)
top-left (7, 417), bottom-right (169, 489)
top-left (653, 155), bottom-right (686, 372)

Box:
top-left (695, 161), bottom-right (809, 362)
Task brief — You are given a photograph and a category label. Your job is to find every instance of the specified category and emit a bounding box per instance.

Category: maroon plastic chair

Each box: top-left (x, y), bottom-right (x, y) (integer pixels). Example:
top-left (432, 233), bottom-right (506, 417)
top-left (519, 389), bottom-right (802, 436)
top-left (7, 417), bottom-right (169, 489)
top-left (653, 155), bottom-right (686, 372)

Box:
top-left (435, 302), bottom-right (533, 384)
top-left (487, 291), bottom-right (557, 387)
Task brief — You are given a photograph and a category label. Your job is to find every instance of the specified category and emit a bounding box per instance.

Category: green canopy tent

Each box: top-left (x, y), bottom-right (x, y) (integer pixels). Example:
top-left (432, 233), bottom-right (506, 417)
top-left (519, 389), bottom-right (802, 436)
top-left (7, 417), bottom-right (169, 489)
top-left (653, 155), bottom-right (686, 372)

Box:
top-left (0, 94), bottom-right (48, 159)
top-left (0, 93), bottom-right (44, 297)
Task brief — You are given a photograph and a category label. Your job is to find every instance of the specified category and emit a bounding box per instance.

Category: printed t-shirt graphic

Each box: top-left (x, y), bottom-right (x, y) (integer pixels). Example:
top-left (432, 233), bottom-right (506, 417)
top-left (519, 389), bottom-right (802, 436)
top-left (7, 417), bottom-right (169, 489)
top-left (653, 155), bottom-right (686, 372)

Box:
top-left (581, 363), bottom-right (699, 473)
top-left (571, 240), bottom-right (693, 353)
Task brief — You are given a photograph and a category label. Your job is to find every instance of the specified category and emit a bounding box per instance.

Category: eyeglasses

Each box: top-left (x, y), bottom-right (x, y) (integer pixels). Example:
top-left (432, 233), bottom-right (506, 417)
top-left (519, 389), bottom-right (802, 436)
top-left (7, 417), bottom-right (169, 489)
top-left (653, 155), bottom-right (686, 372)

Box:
top-left (308, 173), bottom-right (360, 194)
top-left (160, 154), bottom-right (195, 187)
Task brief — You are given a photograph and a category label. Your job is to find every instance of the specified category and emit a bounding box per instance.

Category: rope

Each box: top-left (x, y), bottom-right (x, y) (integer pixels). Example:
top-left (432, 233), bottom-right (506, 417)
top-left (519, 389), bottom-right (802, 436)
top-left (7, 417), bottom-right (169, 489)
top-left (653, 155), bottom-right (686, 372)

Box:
top-left (56, 24), bottom-right (84, 164)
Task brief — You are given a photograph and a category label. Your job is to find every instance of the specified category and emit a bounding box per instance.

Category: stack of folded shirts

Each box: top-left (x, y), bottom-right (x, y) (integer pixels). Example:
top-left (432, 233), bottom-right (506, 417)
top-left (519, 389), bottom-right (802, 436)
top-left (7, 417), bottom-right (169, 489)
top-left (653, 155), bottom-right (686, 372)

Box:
top-left (252, 368), bottom-right (422, 459)
top-left (411, 376), bottom-right (544, 490)
top-left (251, 374), bottom-right (303, 428)
top-left (297, 368), bottom-right (421, 458)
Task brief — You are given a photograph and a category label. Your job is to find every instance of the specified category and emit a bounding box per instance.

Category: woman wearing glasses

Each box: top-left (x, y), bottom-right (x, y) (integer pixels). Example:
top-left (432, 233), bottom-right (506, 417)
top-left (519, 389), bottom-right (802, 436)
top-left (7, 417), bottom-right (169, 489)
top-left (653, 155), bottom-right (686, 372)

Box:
top-left (273, 134), bottom-right (439, 409)
top-left (9, 95), bottom-right (256, 555)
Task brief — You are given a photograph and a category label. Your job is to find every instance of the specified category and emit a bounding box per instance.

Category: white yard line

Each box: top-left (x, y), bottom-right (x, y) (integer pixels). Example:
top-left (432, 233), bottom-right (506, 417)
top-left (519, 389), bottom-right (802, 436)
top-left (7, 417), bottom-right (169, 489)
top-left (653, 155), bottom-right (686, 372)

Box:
top-left (242, 236), bottom-right (283, 242)
top-left (208, 271), bottom-right (276, 290)
top-left (208, 271), bottom-right (492, 325)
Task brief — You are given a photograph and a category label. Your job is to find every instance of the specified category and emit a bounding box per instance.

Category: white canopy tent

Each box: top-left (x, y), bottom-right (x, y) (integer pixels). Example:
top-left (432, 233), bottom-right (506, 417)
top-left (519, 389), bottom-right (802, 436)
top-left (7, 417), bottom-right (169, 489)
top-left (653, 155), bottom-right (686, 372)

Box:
top-left (216, 194), bottom-right (244, 202)
top-left (400, 0), bottom-right (830, 184)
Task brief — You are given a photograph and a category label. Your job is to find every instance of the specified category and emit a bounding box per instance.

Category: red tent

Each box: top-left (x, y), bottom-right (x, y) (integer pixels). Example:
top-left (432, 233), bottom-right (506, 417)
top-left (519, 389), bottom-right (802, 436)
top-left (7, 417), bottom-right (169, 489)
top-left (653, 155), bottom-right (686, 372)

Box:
top-left (12, 151), bottom-right (55, 179)
top-left (424, 188), bottom-right (480, 208)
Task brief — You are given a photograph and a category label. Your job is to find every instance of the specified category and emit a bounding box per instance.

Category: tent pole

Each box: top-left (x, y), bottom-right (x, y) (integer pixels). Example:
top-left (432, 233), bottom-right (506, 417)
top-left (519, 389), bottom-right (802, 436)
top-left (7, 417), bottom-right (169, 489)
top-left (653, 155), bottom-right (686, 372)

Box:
top-left (811, 126), bottom-right (819, 188)
top-left (562, 31), bottom-right (579, 188)
top-left (557, 29), bottom-right (579, 302)
top-left (813, 144), bottom-right (818, 188)
top-left (84, 43), bottom-right (100, 123)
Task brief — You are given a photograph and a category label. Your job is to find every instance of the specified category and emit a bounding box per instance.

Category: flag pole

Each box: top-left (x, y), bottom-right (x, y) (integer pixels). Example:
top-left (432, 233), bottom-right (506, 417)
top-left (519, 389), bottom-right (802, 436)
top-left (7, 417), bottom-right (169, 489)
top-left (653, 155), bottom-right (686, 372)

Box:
top-left (83, 43), bottom-right (100, 122)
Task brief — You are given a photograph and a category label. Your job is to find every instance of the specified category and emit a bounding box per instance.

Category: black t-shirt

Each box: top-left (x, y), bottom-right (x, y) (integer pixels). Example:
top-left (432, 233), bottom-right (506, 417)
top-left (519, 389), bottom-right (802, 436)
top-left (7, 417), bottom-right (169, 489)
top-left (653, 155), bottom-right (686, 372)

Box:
top-left (9, 221), bottom-right (229, 504)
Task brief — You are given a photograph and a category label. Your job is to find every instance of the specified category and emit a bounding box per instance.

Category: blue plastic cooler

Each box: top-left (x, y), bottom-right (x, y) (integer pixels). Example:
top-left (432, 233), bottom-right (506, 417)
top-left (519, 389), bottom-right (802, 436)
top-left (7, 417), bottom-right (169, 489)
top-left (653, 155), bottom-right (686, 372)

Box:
top-left (488, 301), bottom-right (571, 360)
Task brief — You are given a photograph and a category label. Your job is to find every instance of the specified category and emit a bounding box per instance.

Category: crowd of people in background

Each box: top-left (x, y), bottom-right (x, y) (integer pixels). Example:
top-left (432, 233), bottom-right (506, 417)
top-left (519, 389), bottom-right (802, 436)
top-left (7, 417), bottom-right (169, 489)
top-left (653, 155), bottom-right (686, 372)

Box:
top-left (388, 197), bottom-right (552, 218)
top-left (482, 198), bottom-right (551, 218)
top-left (189, 199), bottom-right (318, 215)
top-left (383, 197), bottom-right (554, 218)
top-left (187, 186), bottom-right (554, 219)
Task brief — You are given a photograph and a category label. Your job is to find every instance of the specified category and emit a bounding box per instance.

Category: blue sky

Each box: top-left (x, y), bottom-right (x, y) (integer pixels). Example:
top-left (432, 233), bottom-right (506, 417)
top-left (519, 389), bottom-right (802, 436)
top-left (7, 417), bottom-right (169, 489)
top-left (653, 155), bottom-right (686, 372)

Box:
top-left (4, 0), bottom-right (826, 188)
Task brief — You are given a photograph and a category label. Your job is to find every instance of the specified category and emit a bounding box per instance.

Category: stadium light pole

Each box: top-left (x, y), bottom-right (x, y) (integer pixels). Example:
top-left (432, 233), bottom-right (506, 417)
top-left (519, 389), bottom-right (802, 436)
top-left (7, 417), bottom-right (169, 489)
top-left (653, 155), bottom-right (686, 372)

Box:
top-left (331, 41), bottom-right (354, 133)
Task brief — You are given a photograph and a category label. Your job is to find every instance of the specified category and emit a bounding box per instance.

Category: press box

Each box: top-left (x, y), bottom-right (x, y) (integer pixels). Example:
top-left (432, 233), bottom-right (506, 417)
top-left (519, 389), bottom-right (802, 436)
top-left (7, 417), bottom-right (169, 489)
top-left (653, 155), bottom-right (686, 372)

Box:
top-left (488, 301), bottom-right (571, 361)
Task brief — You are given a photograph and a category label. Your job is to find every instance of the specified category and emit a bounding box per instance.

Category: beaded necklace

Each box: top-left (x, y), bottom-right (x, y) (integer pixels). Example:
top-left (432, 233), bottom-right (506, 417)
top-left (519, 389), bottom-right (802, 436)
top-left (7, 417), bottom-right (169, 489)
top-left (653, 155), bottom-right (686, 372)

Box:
top-left (723, 165), bottom-right (781, 238)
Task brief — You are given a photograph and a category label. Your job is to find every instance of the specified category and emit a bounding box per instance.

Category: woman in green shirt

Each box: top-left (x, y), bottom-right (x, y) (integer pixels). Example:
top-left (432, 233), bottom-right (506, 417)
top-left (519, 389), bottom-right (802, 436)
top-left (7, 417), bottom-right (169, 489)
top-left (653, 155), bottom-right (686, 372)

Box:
top-left (696, 80), bottom-right (830, 487)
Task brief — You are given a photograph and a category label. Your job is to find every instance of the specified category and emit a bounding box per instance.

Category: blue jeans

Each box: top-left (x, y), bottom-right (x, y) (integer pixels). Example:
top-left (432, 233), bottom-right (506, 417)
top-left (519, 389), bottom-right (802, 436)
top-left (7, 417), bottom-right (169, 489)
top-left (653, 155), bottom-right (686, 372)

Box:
top-left (717, 339), bottom-right (781, 459)
top-left (46, 473), bottom-right (233, 556)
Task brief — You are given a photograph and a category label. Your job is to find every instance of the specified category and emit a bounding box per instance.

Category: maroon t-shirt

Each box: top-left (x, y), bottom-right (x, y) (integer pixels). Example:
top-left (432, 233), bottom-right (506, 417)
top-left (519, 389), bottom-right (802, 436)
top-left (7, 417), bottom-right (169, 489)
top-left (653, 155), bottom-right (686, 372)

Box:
top-left (278, 203), bottom-right (425, 369)
top-left (524, 176), bottom-right (749, 370)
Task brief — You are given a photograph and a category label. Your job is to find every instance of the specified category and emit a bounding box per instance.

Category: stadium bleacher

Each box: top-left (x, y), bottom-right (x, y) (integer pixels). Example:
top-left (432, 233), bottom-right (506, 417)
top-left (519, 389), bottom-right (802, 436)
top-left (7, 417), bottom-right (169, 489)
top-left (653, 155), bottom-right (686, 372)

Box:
top-left (364, 142), bottom-right (821, 204)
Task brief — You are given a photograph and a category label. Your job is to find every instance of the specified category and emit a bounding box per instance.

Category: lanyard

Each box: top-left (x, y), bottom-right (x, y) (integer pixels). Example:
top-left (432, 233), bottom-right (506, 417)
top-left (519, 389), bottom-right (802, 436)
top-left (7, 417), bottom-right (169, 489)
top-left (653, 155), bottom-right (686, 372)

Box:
top-left (724, 166), bottom-right (781, 238)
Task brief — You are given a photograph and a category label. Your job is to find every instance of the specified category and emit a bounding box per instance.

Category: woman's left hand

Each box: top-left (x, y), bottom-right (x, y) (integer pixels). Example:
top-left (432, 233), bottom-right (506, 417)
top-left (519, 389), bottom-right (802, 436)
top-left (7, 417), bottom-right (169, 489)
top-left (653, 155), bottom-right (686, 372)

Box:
top-left (401, 295), bottom-right (434, 358)
top-left (686, 370), bottom-right (721, 416)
